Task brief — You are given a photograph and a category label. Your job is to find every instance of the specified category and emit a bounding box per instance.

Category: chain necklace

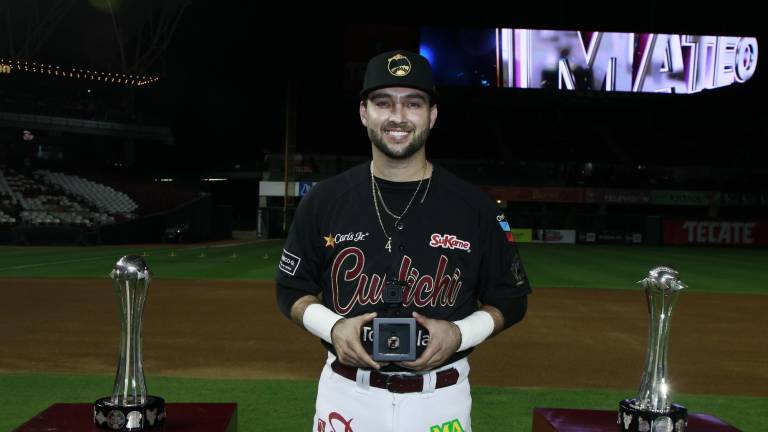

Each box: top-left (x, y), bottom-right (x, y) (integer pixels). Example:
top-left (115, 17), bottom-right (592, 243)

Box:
top-left (370, 161), bottom-right (431, 252)
top-left (374, 162), bottom-right (427, 219)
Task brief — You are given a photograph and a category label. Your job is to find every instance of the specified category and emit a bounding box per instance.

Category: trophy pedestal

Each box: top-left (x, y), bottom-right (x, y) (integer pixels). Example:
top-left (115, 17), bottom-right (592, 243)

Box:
top-left (94, 396), bottom-right (166, 431)
top-left (16, 402), bottom-right (237, 432)
top-left (532, 407), bottom-right (738, 432)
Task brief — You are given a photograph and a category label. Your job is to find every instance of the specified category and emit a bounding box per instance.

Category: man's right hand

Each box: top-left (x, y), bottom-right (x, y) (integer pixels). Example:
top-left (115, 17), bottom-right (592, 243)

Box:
top-left (330, 312), bottom-right (382, 369)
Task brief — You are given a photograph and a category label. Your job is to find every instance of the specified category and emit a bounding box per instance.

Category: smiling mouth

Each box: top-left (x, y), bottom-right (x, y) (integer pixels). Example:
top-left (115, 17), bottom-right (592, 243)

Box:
top-left (384, 130), bottom-right (412, 140)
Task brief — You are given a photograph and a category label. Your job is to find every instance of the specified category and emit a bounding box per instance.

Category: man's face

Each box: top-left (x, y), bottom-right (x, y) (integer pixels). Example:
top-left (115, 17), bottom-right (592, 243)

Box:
top-left (360, 87), bottom-right (437, 160)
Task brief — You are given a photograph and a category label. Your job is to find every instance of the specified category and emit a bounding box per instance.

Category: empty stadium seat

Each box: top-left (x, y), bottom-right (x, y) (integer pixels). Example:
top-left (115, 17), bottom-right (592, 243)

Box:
top-left (37, 170), bottom-right (138, 214)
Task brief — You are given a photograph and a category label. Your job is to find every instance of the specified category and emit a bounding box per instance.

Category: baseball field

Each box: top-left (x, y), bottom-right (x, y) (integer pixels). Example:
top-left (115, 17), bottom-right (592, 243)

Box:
top-left (1, 241), bottom-right (766, 431)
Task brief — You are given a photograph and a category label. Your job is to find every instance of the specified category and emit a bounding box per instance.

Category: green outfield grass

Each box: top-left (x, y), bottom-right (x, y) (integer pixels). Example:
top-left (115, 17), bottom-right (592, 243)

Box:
top-left (1, 373), bottom-right (764, 431)
top-left (518, 243), bottom-right (768, 294)
top-left (0, 241), bottom-right (285, 280)
top-left (1, 242), bottom-right (767, 294)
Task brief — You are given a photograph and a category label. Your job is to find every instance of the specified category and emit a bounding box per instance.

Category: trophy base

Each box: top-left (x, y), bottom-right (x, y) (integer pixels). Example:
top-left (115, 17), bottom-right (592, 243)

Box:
top-left (94, 396), bottom-right (166, 431)
top-left (618, 399), bottom-right (687, 432)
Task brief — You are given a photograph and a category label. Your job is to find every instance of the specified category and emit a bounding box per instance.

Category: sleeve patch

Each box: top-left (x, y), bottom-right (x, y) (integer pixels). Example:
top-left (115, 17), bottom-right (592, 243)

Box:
top-left (511, 253), bottom-right (527, 285)
top-left (279, 249), bottom-right (301, 276)
top-left (497, 214), bottom-right (515, 243)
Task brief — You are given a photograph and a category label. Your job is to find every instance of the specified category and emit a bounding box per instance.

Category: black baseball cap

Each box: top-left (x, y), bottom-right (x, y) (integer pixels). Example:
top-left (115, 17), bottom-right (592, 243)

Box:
top-left (360, 50), bottom-right (438, 102)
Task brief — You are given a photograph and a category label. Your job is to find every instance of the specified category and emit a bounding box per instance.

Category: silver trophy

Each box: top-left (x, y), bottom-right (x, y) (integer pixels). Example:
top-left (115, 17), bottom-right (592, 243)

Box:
top-left (94, 256), bottom-right (165, 431)
top-left (619, 266), bottom-right (687, 432)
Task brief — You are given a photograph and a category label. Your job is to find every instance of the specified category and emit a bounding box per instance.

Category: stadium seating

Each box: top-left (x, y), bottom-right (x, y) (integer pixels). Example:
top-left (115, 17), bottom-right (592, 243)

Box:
top-left (0, 209), bottom-right (15, 226)
top-left (0, 168), bottom-right (136, 228)
top-left (37, 170), bottom-right (138, 215)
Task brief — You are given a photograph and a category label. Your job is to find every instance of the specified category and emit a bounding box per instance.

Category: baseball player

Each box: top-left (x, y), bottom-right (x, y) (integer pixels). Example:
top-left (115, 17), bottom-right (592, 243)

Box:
top-left (276, 50), bottom-right (531, 432)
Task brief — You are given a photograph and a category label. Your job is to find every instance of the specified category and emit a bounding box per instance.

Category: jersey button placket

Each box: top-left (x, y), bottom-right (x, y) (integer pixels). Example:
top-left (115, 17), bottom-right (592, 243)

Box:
top-left (390, 219), bottom-right (406, 269)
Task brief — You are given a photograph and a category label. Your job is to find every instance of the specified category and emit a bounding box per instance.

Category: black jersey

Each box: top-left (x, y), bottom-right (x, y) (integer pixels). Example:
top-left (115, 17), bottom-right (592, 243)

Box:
top-left (276, 162), bottom-right (531, 370)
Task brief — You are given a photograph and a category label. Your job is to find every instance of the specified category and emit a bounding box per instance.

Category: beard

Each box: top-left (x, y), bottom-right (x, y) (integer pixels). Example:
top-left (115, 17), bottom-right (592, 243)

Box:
top-left (368, 125), bottom-right (430, 160)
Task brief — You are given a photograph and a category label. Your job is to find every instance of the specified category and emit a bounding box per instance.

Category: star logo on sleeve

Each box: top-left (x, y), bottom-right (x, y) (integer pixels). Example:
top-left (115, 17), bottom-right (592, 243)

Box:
top-left (323, 234), bottom-right (336, 248)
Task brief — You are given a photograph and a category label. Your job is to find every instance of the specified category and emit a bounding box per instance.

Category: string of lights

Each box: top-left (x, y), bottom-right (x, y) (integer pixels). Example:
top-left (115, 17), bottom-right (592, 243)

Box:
top-left (0, 58), bottom-right (159, 86)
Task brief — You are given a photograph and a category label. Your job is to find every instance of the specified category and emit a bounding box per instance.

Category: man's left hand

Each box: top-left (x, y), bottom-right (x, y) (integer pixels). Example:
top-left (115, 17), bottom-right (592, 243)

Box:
top-left (398, 312), bottom-right (460, 371)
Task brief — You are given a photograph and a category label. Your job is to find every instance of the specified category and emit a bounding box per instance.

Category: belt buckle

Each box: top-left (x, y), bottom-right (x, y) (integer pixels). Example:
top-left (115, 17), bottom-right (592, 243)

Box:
top-left (384, 374), bottom-right (397, 392)
top-left (384, 373), bottom-right (420, 393)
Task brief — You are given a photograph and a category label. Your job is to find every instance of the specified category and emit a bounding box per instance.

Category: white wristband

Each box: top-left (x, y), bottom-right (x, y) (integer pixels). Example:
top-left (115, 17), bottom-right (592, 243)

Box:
top-left (453, 310), bottom-right (495, 352)
top-left (302, 303), bottom-right (344, 344)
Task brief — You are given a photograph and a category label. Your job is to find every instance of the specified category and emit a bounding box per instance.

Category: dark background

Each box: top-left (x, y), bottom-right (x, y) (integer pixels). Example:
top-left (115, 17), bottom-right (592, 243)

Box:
top-left (173, 1), bottom-right (766, 172)
top-left (2, 1), bottom-right (764, 169)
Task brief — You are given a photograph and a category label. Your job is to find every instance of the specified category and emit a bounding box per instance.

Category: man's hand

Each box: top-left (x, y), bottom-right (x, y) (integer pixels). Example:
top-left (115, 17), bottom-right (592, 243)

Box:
top-left (331, 312), bottom-right (383, 369)
top-left (398, 312), bottom-right (461, 371)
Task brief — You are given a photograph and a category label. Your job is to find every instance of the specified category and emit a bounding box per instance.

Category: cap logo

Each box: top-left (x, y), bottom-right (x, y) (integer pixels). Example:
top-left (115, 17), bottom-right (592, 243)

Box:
top-left (387, 54), bottom-right (412, 77)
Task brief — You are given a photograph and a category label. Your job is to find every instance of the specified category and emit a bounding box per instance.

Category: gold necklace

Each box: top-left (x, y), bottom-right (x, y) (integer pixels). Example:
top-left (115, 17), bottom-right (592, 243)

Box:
top-left (373, 162), bottom-right (427, 220)
top-left (370, 162), bottom-right (430, 252)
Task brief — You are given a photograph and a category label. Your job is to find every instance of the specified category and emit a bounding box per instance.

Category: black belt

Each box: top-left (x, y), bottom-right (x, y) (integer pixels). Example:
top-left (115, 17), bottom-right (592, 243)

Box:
top-left (330, 360), bottom-right (460, 393)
